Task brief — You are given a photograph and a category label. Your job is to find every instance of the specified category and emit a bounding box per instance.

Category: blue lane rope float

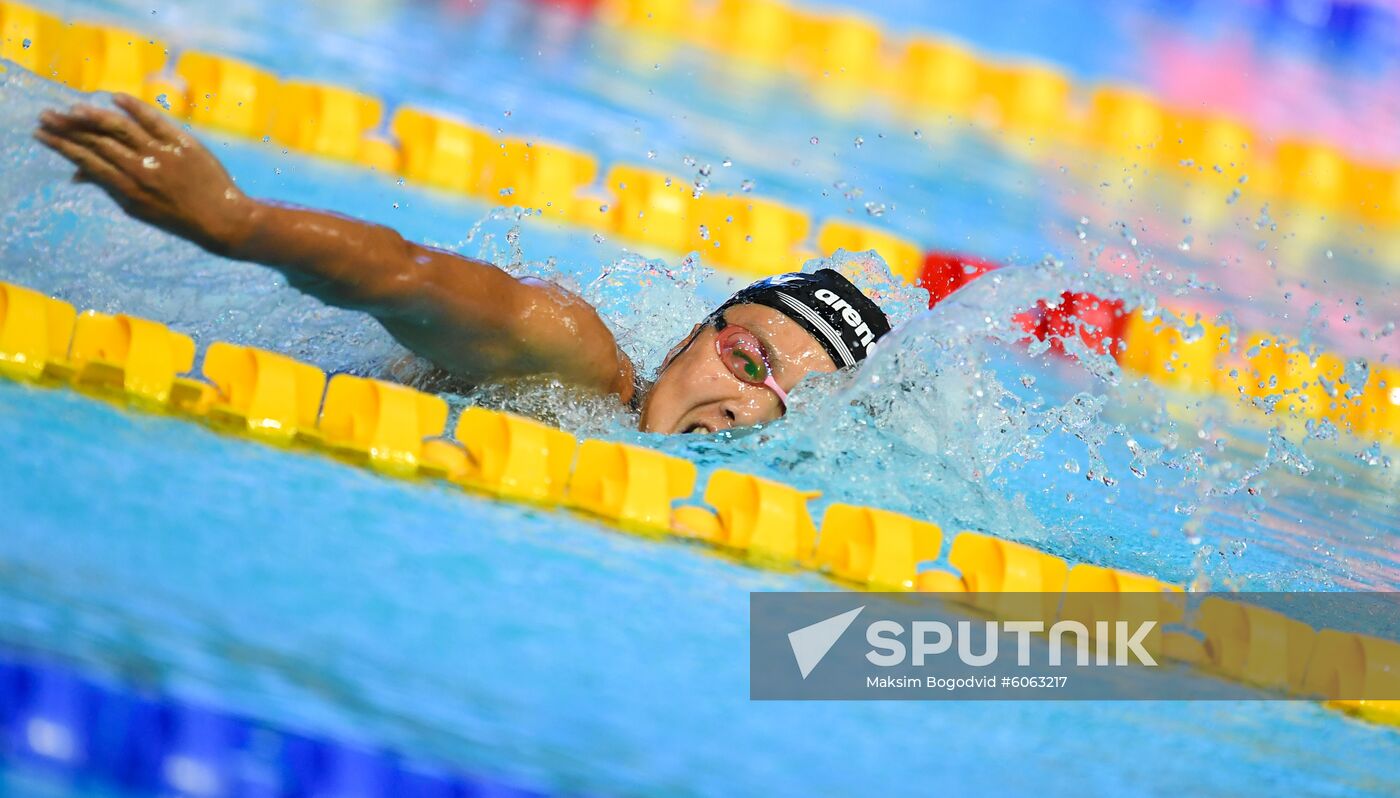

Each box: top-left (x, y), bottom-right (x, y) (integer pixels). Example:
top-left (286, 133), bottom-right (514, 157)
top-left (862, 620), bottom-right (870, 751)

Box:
top-left (0, 649), bottom-right (559, 797)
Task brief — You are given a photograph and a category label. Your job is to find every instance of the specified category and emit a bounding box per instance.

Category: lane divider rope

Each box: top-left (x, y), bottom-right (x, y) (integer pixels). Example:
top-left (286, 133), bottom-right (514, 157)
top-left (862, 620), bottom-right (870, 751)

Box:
top-left (593, 0), bottom-right (1400, 227)
top-left (0, 649), bottom-right (558, 796)
top-left (920, 253), bottom-right (1400, 446)
top-left (1, 276), bottom-right (1397, 730)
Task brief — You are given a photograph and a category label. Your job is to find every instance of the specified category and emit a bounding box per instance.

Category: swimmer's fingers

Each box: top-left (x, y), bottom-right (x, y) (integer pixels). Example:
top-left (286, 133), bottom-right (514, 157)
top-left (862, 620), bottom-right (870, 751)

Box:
top-left (114, 93), bottom-right (187, 145)
top-left (56, 127), bottom-right (141, 170)
top-left (37, 115), bottom-right (138, 179)
top-left (45, 103), bottom-right (151, 152)
top-left (34, 129), bottom-right (142, 205)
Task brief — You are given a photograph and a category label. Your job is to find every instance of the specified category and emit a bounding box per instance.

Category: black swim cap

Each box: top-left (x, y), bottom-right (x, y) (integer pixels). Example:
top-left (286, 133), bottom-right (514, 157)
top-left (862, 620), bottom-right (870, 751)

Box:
top-left (710, 269), bottom-right (892, 368)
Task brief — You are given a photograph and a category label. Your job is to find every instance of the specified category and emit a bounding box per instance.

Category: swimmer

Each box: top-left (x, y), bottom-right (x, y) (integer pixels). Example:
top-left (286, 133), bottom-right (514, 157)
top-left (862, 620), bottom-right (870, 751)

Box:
top-left (34, 95), bottom-right (891, 433)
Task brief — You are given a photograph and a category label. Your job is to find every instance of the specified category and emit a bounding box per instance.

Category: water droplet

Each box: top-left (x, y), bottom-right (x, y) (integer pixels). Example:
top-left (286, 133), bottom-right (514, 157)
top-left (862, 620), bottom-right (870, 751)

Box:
top-left (1182, 215), bottom-right (1192, 225)
top-left (593, 233), bottom-right (605, 243)
top-left (745, 235), bottom-right (753, 242)
top-left (499, 187), bottom-right (514, 196)
top-left (1178, 235), bottom-right (1193, 252)
top-left (646, 150), bottom-right (656, 159)
top-left (682, 155), bottom-right (696, 167)
top-left (503, 110), bottom-right (512, 117)
top-left (21, 38), bottom-right (31, 49)
top-left (721, 158), bottom-right (732, 167)
top-left (853, 136), bottom-right (864, 148)
top-left (864, 202), bottom-right (886, 217)
top-left (1226, 188), bottom-right (1241, 204)
top-left (809, 136), bottom-right (819, 145)
top-left (1325, 249), bottom-right (1334, 259)
top-left (155, 93), bottom-right (171, 111)
top-left (913, 129), bottom-right (922, 139)
top-left (392, 202), bottom-right (399, 209)
top-left (698, 224), bottom-right (709, 240)
top-left (740, 179), bottom-right (754, 193)
top-left (598, 204), bottom-right (609, 213)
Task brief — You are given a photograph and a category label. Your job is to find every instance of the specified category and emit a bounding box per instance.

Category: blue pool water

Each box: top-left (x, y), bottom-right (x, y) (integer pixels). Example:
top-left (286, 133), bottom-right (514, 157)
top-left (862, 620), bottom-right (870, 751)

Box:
top-left (3, 371), bottom-right (1400, 798)
top-left (2, 0), bottom-right (1399, 795)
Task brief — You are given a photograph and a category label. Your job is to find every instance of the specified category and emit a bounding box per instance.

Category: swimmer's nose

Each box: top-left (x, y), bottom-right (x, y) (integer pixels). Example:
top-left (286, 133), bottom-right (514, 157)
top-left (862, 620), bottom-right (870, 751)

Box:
top-left (683, 404), bottom-right (740, 434)
top-left (723, 404), bottom-right (739, 422)
top-left (681, 391), bottom-right (780, 434)
top-left (717, 397), bottom-right (777, 429)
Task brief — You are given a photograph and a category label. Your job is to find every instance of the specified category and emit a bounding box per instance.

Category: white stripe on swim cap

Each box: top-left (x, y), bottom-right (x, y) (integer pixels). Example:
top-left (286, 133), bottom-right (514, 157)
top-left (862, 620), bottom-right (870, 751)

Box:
top-left (776, 292), bottom-right (856, 368)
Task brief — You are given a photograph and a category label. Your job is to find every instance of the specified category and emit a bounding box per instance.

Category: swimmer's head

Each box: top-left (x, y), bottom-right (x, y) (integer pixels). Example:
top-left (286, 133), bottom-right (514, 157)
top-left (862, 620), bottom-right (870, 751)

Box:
top-left (639, 269), bottom-right (892, 434)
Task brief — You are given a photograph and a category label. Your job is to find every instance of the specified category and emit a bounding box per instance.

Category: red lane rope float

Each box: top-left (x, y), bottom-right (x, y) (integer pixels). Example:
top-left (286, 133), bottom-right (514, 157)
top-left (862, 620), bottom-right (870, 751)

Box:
top-left (919, 250), bottom-right (1130, 358)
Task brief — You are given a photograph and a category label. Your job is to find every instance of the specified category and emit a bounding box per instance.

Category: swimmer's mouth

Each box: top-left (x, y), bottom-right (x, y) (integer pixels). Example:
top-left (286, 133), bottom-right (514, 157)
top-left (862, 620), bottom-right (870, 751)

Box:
top-left (682, 422), bottom-right (714, 435)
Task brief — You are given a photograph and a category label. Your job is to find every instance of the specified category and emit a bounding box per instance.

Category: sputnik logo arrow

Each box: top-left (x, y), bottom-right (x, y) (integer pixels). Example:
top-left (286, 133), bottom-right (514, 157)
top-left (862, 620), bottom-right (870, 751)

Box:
top-left (787, 606), bottom-right (865, 679)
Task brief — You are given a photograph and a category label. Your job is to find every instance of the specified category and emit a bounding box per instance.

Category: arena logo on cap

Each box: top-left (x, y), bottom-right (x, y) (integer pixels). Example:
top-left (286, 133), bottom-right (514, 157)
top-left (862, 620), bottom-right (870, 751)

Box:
top-left (813, 288), bottom-right (877, 348)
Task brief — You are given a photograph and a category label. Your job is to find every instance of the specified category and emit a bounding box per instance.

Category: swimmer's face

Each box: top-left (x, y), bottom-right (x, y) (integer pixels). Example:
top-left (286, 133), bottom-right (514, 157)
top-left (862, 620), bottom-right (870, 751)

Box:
top-left (639, 303), bottom-right (838, 434)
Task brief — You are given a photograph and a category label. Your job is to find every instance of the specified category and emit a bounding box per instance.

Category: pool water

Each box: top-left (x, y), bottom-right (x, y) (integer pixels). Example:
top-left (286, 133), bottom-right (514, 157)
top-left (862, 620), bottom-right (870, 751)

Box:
top-left (2, 0), bottom-right (1399, 795)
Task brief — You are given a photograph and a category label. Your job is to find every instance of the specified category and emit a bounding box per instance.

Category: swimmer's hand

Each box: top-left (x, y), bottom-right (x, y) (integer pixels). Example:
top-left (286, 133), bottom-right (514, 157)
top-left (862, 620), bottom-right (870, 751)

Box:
top-left (36, 94), bottom-right (636, 403)
top-left (35, 94), bottom-right (255, 255)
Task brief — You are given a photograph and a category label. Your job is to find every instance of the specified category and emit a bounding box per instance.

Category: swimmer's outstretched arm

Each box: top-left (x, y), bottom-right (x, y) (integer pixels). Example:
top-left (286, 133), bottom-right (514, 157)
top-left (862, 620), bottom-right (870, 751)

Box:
top-left (34, 95), bottom-right (635, 402)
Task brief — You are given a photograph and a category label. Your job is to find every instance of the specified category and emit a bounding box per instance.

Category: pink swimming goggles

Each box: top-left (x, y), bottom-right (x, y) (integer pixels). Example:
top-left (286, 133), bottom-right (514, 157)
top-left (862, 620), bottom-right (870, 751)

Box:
top-left (713, 321), bottom-right (788, 409)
